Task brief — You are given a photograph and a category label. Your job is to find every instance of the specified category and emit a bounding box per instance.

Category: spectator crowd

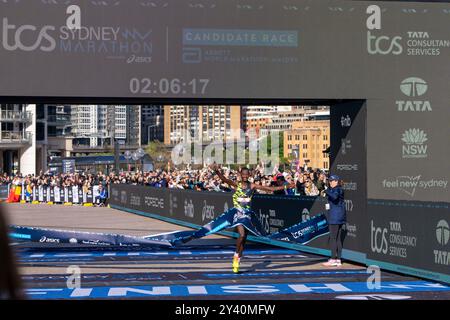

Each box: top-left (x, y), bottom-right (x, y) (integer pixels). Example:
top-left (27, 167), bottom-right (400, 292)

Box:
top-left (0, 165), bottom-right (331, 198)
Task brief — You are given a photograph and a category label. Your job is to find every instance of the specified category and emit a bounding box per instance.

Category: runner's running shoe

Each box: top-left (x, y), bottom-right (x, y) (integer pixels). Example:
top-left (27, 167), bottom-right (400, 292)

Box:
top-left (232, 256), bottom-right (240, 273)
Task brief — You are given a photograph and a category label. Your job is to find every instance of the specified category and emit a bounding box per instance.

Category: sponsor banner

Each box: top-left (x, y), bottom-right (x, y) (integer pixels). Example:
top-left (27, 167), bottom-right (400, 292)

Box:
top-left (367, 200), bottom-right (449, 276)
top-left (25, 281), bottom-right (450, 299)
top-left (0, 185), bottom-right (9, 199)
top-left (9, 225), bottom-right (172, 248)
top-left (19, 186), bottom-right (95, 205)
top-left (1, 1), bottom-right (450, 99)
top-left (110, 184), bottom-right (329, 246)
top-left (9, 210), bottom-right (329, 249)
top-left (144, 207), bottom-right (328, 246)
top-left (251, 194), bottom-right (329, 249)
top-left (330, 101), bottom-right (368, 253)
top-left (110, 184), bottom-right (232, 226)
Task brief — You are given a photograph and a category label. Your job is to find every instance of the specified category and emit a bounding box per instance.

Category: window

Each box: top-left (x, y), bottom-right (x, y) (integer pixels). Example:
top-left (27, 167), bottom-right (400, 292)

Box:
top-left (303, 135), bottom-right (308, 140)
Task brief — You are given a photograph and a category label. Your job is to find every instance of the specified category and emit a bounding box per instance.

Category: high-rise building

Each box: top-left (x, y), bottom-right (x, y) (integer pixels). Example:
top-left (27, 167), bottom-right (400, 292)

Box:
top-left (0, 104), bottom-right (142, 175)
top-left (141, 105), bottom-right (164, 144)
top-left (71, 105), bottom-right (141, 147)
top-left (242, 106), bottom-right (293, 136)
top-left (260, 106), bottom-right (329, 136)
top-left (163, 105), bottom-right (241, 145)
top-left (284, 119), bottom-right (330, 170)
top-left (0, 104), bottom-right (33, 175)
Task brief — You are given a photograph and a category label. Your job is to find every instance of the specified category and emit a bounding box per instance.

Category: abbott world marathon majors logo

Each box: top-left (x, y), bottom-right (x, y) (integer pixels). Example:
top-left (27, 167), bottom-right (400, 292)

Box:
top-left (370, 220), bottom-right (417, 258)
top-left (401, 129), bottom-right (428, 159)
top-left (1, 17), bottom-right (153, 63)
top-left (397, 77), bottom-right (432, 112)
top-left (366, 5), bottom-right (450, 56)
top-left (434, 220), bottom-right (449, 266)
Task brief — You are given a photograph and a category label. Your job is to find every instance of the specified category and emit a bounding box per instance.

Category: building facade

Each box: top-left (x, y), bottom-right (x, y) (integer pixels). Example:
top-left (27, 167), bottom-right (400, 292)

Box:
top-left (163, 105), bottom-right (241, 145)
top-left (284, 119), bottom-right (330, 170)
top-left (141, 105), bottom-right (164, 144)
top-left (0, 104), bottom-right (33, 175)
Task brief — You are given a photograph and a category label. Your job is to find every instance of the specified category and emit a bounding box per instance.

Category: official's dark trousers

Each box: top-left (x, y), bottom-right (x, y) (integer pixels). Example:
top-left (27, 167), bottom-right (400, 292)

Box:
top-left (329, 224), bottom-right (345, 260)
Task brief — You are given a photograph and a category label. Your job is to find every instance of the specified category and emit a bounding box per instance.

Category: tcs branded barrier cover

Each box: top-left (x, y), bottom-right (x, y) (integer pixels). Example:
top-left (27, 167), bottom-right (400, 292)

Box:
top-left (9, 207), bottom-right (329, 248)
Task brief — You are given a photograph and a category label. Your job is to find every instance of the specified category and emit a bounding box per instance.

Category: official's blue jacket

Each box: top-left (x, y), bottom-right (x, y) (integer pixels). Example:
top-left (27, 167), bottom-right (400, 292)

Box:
top-left (325, 186), bottom-right (346, 225)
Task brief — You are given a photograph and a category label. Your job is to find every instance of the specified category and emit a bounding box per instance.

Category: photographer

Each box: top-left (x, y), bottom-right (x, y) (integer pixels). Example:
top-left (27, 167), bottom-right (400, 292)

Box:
top-left (322, 175), bottom-right (346, 267)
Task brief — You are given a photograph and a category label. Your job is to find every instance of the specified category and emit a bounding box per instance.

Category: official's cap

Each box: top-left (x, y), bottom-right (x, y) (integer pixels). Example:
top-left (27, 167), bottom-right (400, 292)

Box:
top-left (329, 175), bottom-right (340, 181)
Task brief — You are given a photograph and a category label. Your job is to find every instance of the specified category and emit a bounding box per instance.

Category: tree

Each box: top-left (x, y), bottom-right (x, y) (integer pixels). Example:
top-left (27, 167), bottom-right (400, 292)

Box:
top-left (145, 141), bottom-right (171, 169)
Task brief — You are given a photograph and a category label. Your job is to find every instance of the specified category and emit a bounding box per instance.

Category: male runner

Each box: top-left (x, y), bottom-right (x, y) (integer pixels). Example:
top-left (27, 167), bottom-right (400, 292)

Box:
top-left (211, 164), bottom-right (294, 273)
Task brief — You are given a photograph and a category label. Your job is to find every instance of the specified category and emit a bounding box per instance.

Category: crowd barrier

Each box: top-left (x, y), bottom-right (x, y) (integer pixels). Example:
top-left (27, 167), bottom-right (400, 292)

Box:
top-left (108, 184), bottom-right (450, 284)
top-left (108, 184), bottom-right (331, 254)
top-left (2, 184), bottom-right (103, 206)
top-left (0, 184), bottom-right (10, 200)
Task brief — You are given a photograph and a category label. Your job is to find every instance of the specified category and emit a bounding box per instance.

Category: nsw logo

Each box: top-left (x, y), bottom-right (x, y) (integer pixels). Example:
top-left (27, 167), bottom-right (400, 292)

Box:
top-left (401, 129), bottom-right (428, 159)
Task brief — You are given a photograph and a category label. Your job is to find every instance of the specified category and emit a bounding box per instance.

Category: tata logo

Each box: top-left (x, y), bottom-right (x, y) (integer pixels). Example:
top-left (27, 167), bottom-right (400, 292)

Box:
top-left (436, 220), bottom-right (449, 246)
top-left (2, 18), bottom-right (56, 52)
top-left (396, 77), bottom-right (431, 112)
top-left (401, 128), bottom-right (428, 159)
top-left (434, 220), bottom-right (450, 266)
top-left (366, 5), bottom-right (403, 55)
top-left (370, 221), bottom-right (388, 254)
top-left (400, 77), bottom-right (428, 97)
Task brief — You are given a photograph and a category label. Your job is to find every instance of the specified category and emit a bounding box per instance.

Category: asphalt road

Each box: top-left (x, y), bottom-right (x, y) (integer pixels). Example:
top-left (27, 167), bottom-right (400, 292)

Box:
top-left (4, 203), bottom-right (450, 300)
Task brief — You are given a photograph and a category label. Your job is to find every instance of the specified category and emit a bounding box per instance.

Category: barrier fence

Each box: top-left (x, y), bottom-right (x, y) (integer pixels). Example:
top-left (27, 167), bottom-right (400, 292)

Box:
top-left (1, 184), bottom-right (102, 206)
top-left (0, 184), bottom-right (10, 200)
top-left (108, 184), bottom-right (450, 284)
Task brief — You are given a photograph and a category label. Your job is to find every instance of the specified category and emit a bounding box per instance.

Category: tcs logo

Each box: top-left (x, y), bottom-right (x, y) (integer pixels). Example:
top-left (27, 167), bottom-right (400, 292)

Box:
top-left (2, 18), bottom-right (56, 52)
top-left (370, 220), bottom-right (388, 254)
top-left (366, 5), bottom-right (403, 55)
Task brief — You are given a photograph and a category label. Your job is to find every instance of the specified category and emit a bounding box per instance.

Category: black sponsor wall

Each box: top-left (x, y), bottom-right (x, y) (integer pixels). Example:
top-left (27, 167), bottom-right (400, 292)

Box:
top-left (110, 184), bottom-right (233, 226)
top-left (168, 188), bottom-right (233, 226)
top-left (367, 200), bottom-right (449, 283)
top-left (110, 184), bottom-right (169, 216)
top-left (252, 194), bottom-right (329, 249)
top-left (330, 101), bottom-right (368, 258)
